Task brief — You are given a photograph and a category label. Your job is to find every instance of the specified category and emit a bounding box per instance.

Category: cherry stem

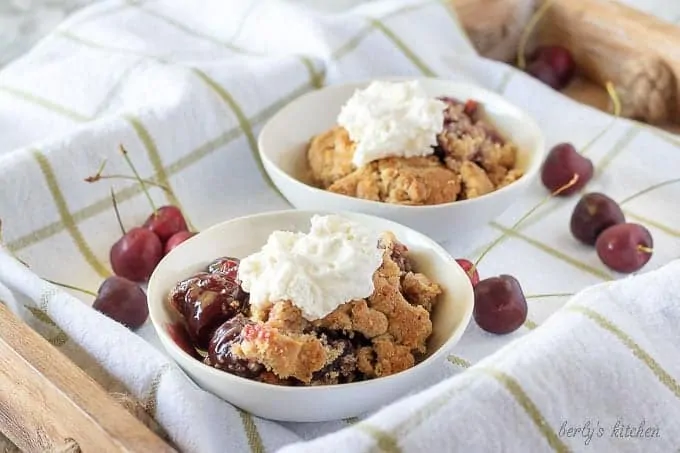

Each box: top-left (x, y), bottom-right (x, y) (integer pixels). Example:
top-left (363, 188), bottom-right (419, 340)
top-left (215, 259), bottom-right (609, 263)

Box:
top-left (579, 81), bottom-right (621, 156)
top-left (43, 278), bottom-right (98, 297)
top-left (119, 145), bottom-right (157, 216)
top-left (110, 188), bottom-right (126, 235)
top-left (525, 292), bottom-right (574, 299)
top-left (516, 0), bottom-right (555, 69)
top-left (637, 245), bottom-right (653, 254)
top-left (605, 82), bottom-right (622, 117)
top-left (618, 177), bottom-right (680, 205)
top-left (86, 174), bottom-right (169, 192)
top-left (473, 174), bottom-right (579, 270)
top-left (85, 160), bottom-right (167, 190)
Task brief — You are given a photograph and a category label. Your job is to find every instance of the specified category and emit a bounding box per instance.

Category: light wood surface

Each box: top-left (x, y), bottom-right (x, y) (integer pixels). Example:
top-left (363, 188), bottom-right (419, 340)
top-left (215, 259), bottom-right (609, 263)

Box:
top-left (452, 0), bottom-right (680, 128)
top-left (0, 303), bottom-right (176, 453)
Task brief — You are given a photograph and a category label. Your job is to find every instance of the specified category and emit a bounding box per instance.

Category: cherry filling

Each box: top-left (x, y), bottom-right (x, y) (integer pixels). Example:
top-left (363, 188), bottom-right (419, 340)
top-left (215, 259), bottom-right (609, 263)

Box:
top-left (208, 256), bottom-right (241, 280)
top-left (170, 272), bottom-right (249, 348)
top-left (207, 314), bottom-right (264, 379)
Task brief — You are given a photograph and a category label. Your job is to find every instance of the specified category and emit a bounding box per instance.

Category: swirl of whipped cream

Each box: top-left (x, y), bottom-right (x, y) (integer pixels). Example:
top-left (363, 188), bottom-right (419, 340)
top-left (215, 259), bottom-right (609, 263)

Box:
top-left (338, 80), bottom-right (446, 167)
top-left (238, 215), bottom-right (384, 320)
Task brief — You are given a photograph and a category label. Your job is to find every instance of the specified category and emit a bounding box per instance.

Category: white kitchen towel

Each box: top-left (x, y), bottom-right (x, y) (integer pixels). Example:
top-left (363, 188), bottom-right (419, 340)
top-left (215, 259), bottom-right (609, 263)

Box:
top-left (0, 0), bottom-right (679, 452)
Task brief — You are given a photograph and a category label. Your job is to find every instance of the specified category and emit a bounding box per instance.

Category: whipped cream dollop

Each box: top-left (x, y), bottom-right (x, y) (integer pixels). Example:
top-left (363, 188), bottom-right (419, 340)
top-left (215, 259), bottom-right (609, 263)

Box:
top-left (237, 215), bottom-right (384, 320)
top-left (337, 80), bottom-right (447, 167)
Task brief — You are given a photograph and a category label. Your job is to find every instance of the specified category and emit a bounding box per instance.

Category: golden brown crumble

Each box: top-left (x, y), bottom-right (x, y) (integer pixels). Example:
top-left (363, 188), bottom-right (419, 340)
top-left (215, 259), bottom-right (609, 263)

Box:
top-left (402, 272), bottom-right (442, 312)
top-left (314, 299), bottom-right (389, 339)
top-left (327, 156), bottom-right (461, 205)
top-left (306, 97), bottom-right (523, 205)
top-left (307, 126), bottom-right (356, 188)
top-left (232, 325), bottom-right (327, 383)
top-left (240, 232), bottom-right (439, 382)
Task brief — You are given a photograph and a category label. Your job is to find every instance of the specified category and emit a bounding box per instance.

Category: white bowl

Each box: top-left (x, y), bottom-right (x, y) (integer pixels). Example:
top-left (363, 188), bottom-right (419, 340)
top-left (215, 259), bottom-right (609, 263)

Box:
top-left (147, 210), bottom-right (474, 422)
top-left (258, 77), bottom-right (546, 243)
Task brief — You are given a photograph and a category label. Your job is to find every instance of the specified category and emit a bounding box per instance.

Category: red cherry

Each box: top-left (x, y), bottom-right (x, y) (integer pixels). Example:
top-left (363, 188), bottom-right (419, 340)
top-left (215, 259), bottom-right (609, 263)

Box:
top-left (570, 193), bottom-right (625, 245)
top-left (595, 223), bottom-right (653, 273)
top-left (164, 231), bottom-right (196, 255)
top-left (473, 275), bottom-right (527, 334)
top-left (526, 60), bottom-right (561, 90)
top-left (143, 205), bottom-right (188, 242)
top-left (455, 258), bottom-right (479, 286)
top-left (541, 143), bottom-right (593, 196)
top-left (531, 45), bottom-right (575, 88)
top-left (110, 227), bottom-right (163, 282)
top-left (92, 276), bottom-right (148, 329)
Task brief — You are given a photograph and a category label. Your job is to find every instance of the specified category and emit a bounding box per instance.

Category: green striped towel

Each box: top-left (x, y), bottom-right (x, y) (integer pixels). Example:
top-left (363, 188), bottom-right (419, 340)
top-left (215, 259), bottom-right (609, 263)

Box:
top-left (0, 0), bottom-right (679, 452)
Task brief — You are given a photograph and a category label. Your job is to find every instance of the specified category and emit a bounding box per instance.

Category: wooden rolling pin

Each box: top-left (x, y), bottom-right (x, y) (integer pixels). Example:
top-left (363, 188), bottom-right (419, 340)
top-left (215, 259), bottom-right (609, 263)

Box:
top-left (451, 0), bottom-right (680, 127)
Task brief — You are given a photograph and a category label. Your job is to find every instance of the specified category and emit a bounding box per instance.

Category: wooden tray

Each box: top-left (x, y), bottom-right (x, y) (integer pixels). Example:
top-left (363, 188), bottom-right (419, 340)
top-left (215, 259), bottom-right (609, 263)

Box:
top-left (453, 0), bottom-right (680, 131)
top-left (1, 1), bottom-right (678, 451)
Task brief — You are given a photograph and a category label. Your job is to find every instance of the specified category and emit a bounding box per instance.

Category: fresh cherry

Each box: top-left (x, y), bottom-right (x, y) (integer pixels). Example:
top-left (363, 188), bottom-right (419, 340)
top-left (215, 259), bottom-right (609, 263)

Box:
top-left (455, 258), bottom-right (480, 287)
top-left (164, 231), bottom-right (196, 255)
top-left (110, 227), bottom-right (163, 282)
top-left (473, 275), bottom-right (528, 334)
top-left (531, 45), bottom-right (575, 88)
top-left (92, 276), bottom-right (148, 329)
top-left (541, 143), bottom-right (593, 195)
top-left (595, 223), bottom-right (653, 273)
top-left (526, 59), bottom-right (561, 90)
top-left (570, 193), bottom-right (625, 245)
top-left (208, 257), bottom-right (241, 281)
top-left (144, 205), bottom-right (188, 242)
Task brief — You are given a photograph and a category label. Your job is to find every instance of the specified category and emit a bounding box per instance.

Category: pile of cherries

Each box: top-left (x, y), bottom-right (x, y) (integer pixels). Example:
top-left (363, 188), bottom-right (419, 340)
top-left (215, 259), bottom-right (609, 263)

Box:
top-left (456, 126), bottom-right (655, 336)
top-left (91, 203), bottom-right (194, 329)
top-left (524, 45), bottom-right (576, 91)
top-left (110, 204), bottom-right (193, 283)
top-left (55, 146), bottom-right (197, 331)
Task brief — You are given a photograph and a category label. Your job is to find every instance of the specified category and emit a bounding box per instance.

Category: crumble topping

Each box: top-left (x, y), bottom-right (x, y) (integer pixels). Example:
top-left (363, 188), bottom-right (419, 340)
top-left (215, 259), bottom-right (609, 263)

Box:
top-left (306, 96), bottom-right (523, 205)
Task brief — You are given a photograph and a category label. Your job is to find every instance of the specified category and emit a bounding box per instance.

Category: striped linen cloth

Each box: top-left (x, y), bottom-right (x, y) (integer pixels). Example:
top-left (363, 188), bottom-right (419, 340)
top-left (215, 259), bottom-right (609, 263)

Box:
top-left (0, 0), bottom-right (679, 452)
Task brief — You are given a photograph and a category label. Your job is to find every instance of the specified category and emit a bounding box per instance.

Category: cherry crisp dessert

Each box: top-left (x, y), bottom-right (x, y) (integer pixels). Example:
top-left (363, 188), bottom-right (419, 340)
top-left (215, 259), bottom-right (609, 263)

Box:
top-left (167, 232), bottom-right (442, 386)
top-left (307, 97), bottom-right (523, 205)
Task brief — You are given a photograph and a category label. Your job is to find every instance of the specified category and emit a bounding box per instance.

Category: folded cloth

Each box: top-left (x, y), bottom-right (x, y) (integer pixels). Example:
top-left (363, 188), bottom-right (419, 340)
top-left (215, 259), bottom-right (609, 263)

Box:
top-left (0, 0), bottom-right (679, 452)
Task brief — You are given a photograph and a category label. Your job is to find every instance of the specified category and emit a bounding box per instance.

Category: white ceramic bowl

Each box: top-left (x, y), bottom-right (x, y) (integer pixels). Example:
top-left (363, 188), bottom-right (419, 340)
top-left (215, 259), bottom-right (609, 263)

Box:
top-left (258, 77), bottom-right (545, 243)
top-left (148, 210), bottom-right (474, 422)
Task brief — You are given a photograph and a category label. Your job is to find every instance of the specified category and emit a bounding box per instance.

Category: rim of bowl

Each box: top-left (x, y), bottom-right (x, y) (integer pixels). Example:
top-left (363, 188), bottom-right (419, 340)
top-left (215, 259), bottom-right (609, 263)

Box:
top-left (148, 209), bottom-right (474, 393)
top-left (258, 76), bottom-right (546, 210)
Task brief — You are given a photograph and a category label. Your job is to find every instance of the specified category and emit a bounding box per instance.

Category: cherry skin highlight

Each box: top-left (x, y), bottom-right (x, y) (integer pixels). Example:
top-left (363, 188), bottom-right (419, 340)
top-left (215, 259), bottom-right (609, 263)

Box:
top-left (143, 205), bottom-right (188, 242)
top-left (595, 223), bottom-right (653, 273)
top-left (541, 143), bottom-right (594, 195)
top-left (110, 227), bottom-right (163, 282)
top-left (570, 193), bottom-right (625, 245)
top-left (208, 257), bottom-right (241, 281)
top-left (164, 231), bottom-right (196, 255)
top-left (473, 275), bottom-right (528, 335)
top-left (171, 272), bottom-right (248, 349)
top-left (455, 258), bottom-right (480, 287)
top-left (92, 276), bottom-right (148, 329)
